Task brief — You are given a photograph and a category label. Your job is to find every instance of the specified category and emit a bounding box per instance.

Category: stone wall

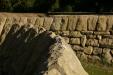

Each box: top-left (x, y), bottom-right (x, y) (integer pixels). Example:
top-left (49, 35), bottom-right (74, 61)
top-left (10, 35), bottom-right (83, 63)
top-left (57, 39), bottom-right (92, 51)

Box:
top-left (0, 15), bottom-right (113, 64)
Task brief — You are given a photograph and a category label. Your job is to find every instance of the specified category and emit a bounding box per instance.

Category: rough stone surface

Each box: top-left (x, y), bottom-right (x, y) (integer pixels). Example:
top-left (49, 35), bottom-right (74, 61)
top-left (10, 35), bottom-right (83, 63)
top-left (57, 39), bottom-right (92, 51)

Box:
top-left (81, 31), bottom-right (93, 35)
top-left (69, 31), bottom-right (82, 38)
top-left (94, 31), bottom-right (110, 35)
top-left (87, 16), bottom-right (98, 31)
top-left (102, 48), bottom-right (112, 64)
top-left (60, 31), bottom-right (69, 37)
top-left (50, 17), bottom-right (62, 31)
top-left (93, 47), bottom-right (102, 55)
top-left (34, 17), bottom-right (44, 28)
top-left (67, 16), bottom-right (78, 31)
top-left (97, 16), bottom-right (107, 31)
top-left (107, 16), bottom-right (113, 31)
top-left (19, 17), bottom-right (27, 25)
top-left (84, 46), bottom-right (93, 55)
top-left (87, 35), bottom-right (97, 39)
top-left (62, 37), bottom-right (69, 43)
top-left (70, 38), bottom-right (81, 45)
top-left (86, 39), bottom-right (99, 47)
top-left (76, 16), bottom-right (88, 31)
top-left (81, 35), bottom-right (87, 47)
top-left (0, 17), bottom-right (7, 36)
top-left (99, 38), bottom-right (113, 48)
top-left (43, 17), bottom-right (53, 30)
top-left (71, 45), bottom-right (84, 51)
top-left (60, 17), bottom-right (68, 30)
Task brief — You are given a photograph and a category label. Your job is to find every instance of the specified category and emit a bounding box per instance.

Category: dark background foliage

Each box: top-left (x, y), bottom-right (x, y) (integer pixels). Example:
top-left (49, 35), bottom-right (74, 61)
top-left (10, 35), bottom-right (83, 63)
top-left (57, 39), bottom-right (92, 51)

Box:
top-left (0, 0), bottom-right (113, 12)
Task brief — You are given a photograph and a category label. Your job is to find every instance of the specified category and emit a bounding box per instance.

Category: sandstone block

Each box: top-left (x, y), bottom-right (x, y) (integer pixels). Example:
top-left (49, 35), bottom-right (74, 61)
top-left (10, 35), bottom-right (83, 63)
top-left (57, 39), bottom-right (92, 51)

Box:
top-left (97, 16), bottom-right (107, 31)
top-left (19, 17), bottom-right (27, 25)
top-left (99, 38), bottom-right (113, 48)
top-left (102, 48), bottom-right (112, 64)
top-left (43, 17), bottom-right (53, 30)
top-left (62, 37), bottom-right (69, 43)
top-left (84, 46), bottom-right (93, 55)
top-left (71, 45), bottom-right (84, 51)
top-left (67, 16), bottom-right (78, 30)
top-left (0, 17), bottom-right (13, 45)
top-left (27, 17), bottom-right (37, 25)
top-left (50, 17), bottom-right (62, 31)
top-left (88, 55), bottom-right (101, 63)
top-left (81, 35), bottom-right (87, 47)
top-left (34, 17), bottom-right (44, 28)
top-left (69, 31), bottom-right (82, 38)
top-left (60, 31), bottom-right (69, 37)
top-left (81, 31), bottom-right (93, 35)
top-left (94, 31), bottom-right (110, 35)
top-left (69, 38), bottom-right (80, 45)
top-left (102, 35), bottom-right (113, 39)
top-left (12, 17), bottom-right (20, 25)
top-left (107, 16), bottom-right (113, 31)
top-left (93, 47), bottom-right (102, 55)
top-left (86, 39), bottom-right (99, 47)
top-left (87, 16), bottom-right (98, 31)
top-left (80, 53), bottom-right (88, 61)
top-left (76, 16), bottom-right (88, 31)
top-left (60, 17), bottom-right (68, 30)
top-left (0, 17), bottom-right (7, 36)
top-left (87, 35), bottom-right (97, 39)
top-left (97, 35), bottom-right (102, 40)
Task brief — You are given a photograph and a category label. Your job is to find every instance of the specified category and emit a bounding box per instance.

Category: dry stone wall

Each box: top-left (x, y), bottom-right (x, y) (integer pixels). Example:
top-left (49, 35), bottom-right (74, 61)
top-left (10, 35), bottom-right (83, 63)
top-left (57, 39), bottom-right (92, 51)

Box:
top-left (0, 15), bottom-right (113, 64)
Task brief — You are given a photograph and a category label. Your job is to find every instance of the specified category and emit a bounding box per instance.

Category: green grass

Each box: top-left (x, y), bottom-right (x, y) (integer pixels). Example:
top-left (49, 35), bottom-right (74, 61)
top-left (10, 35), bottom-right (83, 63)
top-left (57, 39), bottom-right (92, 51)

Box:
top-left (81, 62), bottom-right (113, 75)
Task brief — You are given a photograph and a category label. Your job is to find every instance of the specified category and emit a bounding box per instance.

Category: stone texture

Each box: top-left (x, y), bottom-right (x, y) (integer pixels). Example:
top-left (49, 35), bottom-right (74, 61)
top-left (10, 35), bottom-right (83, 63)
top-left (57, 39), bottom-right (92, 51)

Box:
top-left (50, 17), bottom-right (62, 31)
top-left (102, 48), bottom-right (112, 64)
top-left (87, 35), bottom-right (97, 39)
top-left (107, 16), bottom-right (113, 31)
top-left (69, 31), bottom-right (82, 38)
top-left (0, 17), bottom-right (14, 45)
top-left (0, 17), bottom-right (7, 36)
top-left (97, 16), bottom-right (107, 31)
top-left (62, 37), bottom-right (69, 43)
top-left (12, 17), bottom-right (20, 25)
top-left (93, 47), bottom-right (102, 55)
top-left (84, 46), bottom-right (93, 55)
top-left (19, 17), bottom-right (28, 26)
top-left (60, 31), bottom-right (69, 37)
top-left (69, 38), bottom-right (81, 45)
top-left (102, 35), bottom-right (113, 39)
top-left (88, 16), bottom-right (98, 31)
top-left (99, 38), bottom-right (113, 48)
top-left (43, 17), bottom-right (53, 30)
top-left (80, 53), bottom-right (88, 61)
top-left (60, 17), bottom-right (68, 30)
top-left (35, 17), bottom-right (44, 28)
top-left (97, 35), bottom-right (102, 40)
top-left (86, 39), bottom-right (99, 47)
top-left (88, 55), bottom-right (101, 63)
top-left (94, 31), bottom-right (110, 35)
top-left (76, 16), bottom-right (88, 31)
top-left (81, 35), bottom-right (87, 47)
top-left (71, 45), bottom-right (84, 51)
top-left (81, 31), bottom-right (93, 35)
top-left (27, 17), bottom-right (37, 25)
top-left (67, 16), bottom-right (78, 31)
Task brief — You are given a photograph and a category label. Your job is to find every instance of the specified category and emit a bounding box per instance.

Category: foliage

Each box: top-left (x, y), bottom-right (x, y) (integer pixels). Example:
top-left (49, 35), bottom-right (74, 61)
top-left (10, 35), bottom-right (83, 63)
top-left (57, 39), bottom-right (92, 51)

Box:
top-left (0, 0), bottom-right (113, 12)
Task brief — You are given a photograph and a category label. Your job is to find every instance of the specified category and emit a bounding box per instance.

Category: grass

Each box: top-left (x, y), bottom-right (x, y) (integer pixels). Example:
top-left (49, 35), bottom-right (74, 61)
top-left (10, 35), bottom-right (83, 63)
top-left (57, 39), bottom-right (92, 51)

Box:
top-left (81, 62), bottom-right (113, 75)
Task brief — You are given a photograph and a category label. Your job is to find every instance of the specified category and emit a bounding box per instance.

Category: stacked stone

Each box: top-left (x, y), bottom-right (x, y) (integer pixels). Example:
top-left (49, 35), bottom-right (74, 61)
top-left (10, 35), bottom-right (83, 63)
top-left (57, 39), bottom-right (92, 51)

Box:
top-left (0, 15), bottom-right (113, 64)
